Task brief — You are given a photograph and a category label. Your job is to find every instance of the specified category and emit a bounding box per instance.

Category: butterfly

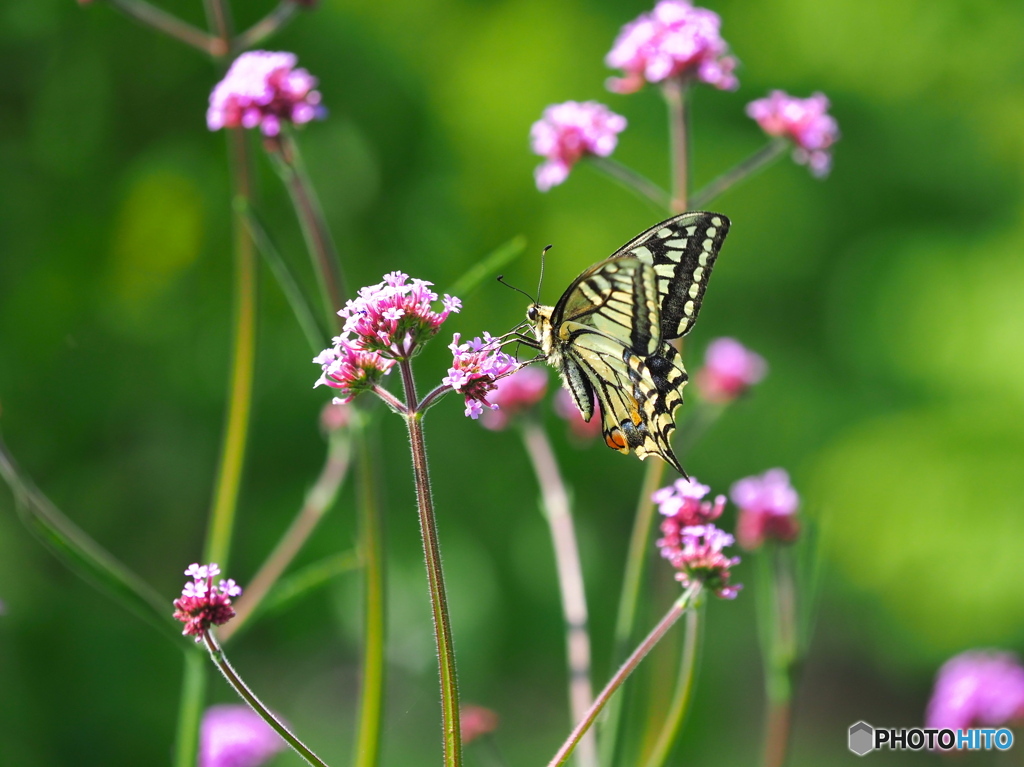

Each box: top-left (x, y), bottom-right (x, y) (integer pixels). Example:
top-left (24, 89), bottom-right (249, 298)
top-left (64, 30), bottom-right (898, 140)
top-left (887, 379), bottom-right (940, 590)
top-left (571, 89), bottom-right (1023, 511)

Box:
top-left (523, 212), bottom-right (730, 475)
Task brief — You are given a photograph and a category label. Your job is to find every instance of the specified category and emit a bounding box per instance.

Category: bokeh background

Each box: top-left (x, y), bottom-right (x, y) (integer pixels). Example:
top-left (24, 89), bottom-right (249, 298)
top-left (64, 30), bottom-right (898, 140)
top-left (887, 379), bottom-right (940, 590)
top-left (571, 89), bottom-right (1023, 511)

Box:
top-left (2, 0), bottom-right (1024, 764)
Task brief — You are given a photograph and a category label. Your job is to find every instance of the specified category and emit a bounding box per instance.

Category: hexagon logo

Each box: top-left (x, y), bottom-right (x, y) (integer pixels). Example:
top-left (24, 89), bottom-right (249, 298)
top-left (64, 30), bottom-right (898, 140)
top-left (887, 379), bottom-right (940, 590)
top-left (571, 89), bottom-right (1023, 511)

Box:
top-left (848, 721), bottom-right (874, 756)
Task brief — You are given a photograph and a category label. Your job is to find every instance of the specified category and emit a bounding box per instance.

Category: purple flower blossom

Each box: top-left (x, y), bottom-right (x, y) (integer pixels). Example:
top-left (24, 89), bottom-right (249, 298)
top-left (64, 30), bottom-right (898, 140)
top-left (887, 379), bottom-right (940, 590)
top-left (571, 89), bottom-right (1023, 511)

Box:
top-left (172, 563), bottom-right (241, 640)
top-left (480, 366), bottom-right (548, 431)
top-left (746, 91), bottom-right (839, 177)
top-left (694, 337), bottom-right (767, 403)
top-left (207, 51), bottom-right (324, 137)
top-left (926, 651), bottom-right (1024, 734)
top-left (313, 343), bottom-right (395, 404)
top-left (553, 388), bottom-right (603, 442)
top-left (654, 477), bottom-right (726, 526)
top-left (605, 1), bottom-right (738, 94)
top-left (200, 705), bottom-right (285, 767)
top-left (445, 333), bottom-right (518, 418)
top-left (730, 469), bottom-right (800, 550)
top-left (530, 101), bottom-right (627, 191)
top-left (661, 523), bottom-right (741, 599)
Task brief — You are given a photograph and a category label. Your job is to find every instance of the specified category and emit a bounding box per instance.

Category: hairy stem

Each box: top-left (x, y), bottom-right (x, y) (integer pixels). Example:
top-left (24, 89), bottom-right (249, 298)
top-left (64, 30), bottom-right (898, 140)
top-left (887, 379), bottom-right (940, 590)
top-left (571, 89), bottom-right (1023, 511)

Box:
top-left (689, 139), bottom-right (789, 210)
top-left (663, 77), bottom-right (690, 213)
top-left (588, 157), bottom-right (671, 211)
top-left (761, 545), bottom-right (799, 767)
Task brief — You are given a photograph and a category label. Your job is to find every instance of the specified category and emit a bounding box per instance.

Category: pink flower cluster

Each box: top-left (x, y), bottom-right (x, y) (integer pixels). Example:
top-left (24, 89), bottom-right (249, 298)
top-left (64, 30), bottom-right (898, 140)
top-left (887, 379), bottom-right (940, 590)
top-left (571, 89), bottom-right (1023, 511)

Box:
top-left (200, 705), bottom-right (284, 767)
top-left (729, 468), bottom-right (800, 550)
top-left (605, 0), bottom-right (738, 94)
top-left (207, 51), bottom-right (324, 137)
top-left (695, 337), bottom-right (767, 403)
top-left (172, 563), bottom-right (242, 640)
top-left (746, 91), bottom-right (839, 177)
top-left (530, 101), bottom-right (627, 191)
top-left (480, 366), bottom-right (548, 431)
top-left (553, 389), bottom-right (603, 442)
top-left (444, 334), bottom-right (518, 419)
top-left (926, 650), bottom-right (1024, 733)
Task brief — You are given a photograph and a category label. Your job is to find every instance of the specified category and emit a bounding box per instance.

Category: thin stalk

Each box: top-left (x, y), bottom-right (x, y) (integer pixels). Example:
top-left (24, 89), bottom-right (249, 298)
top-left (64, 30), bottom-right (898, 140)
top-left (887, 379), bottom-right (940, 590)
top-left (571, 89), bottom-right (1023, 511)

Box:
top-left (173, 651), bottom-right (207, 767)
top-left (232, 1), bottom-right (300, 53)
top-left (663, 77), bottom-right (690, 213)
top-left (520, 420), bottom-right (596, 767)
top-left (689, 139), bottom-right (790, 210)
top-left (588, 157), bottom-right (671, 211)
top-left (548, 585), bottom-right (700, 767)
top-left (105, 0), bottom-right (226, 56)
top-left (353, 425), bottom-right (386, 767)
top-left (202, 630), bottom-right (331, 767)
top-left (761, 545), bottom-right (799, 767)
top-left (219, 430), bottom-right (352, 643)
top-left (398, 359), bottom-right (462, 767)
top-left (643, 602), bottom-right (704, 767)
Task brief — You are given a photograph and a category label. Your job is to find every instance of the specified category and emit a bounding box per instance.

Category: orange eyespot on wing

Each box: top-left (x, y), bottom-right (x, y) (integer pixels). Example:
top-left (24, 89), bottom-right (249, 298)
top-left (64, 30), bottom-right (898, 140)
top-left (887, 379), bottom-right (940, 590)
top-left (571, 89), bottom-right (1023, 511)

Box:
top-left (604, 427), bottom-right (628, 452)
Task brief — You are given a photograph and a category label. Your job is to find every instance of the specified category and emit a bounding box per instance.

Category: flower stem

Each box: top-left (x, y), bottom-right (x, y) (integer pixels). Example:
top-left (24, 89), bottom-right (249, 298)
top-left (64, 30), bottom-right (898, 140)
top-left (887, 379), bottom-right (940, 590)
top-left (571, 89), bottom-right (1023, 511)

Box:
top-left (689, 139), bottom-right (789, 210)
top-left (232, 0), bottom-right (300, 53)
top-left (398, 359), bottom-right (462, 767)
top-left (104, 0), bottom-right (227, 56)
top-left (643, 601), bottom-right (704, 767)
top-left (218, 429), bottom-right (352, 643)
top-left (520, 420), bottom-right (596, 767)
top-left (202, 630), bottom-right (332, 767)
top-left (760, 545), bottom-right (800, 767)
top-left (588, 157), bottom-right (671, 211)
top-left (663, 77), bottom-right (690, 213)
top-left (173, 650), bottom-right (207, 767)
top-left (548, 585), bottom-right (700, 767)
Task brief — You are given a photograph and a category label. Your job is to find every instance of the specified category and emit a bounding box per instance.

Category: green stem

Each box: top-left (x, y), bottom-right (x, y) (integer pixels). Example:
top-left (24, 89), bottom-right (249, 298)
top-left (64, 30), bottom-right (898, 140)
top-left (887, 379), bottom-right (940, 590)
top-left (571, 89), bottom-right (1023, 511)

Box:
top-left (520, 421), bottom-right (596, 767)
top-left (643, 601), bottom-right (704, 767)
top-left (760, 545), bottom-right (800, 767)
top-left (173, 651), bottom-right (207, 767)
top-left (398, 359), bottom-right (462, 767)
top-left (232, 1), bottom-right (300, 53)
top-left (663, 77), bottom-right (690, 213)
top-left (548, 585), bottom-right (700, 767)
top-left (354, 424), bottom-right (386, 767)
top-left (689, 139), bottom-right (789, 210)
top-left (587, 157), bottom-right (670, 212)
top-left (202, 630), bottom-right (332, 767)
top-left (104, 0), bottom-right (226, 56)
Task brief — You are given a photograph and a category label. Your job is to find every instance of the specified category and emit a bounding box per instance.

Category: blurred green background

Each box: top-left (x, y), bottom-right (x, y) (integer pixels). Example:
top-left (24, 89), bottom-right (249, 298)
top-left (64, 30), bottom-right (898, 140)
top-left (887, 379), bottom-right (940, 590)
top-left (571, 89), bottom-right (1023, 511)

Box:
top-left (2, 0), bottom-right (1024, 764)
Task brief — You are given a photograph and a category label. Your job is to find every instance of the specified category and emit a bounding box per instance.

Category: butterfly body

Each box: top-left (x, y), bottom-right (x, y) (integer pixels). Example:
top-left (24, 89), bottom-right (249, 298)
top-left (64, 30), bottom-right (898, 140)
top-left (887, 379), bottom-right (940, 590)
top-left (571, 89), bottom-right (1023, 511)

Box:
top-left (527, 212), bottom-right (730, 475)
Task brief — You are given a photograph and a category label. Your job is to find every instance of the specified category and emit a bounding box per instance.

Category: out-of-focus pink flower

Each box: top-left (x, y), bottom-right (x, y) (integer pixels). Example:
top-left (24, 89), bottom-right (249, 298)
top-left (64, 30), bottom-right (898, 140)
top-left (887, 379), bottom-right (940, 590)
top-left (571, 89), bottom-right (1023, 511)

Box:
top-left (313, 343), bottom-right (394, 404)
top-left (172, 563), bottom-right (242, 640)
top-left (445, 334), bottom-right (518, 419)
top-left (460, 705), bottom-right (500, 745)
top-left (207, 51), bottom-right (324, 137)
top-left (694, 337), bottom-right (767, 403)
top-left (729, 469), bottom-right (800, 550)
top-left (480, 366), bottom-right (548, 431)
top-left (200, 705), bottom-right (285, 767)
top-left (605, 1), bottom-right (738, 94)
top-left (746, 91), bottom-right (839, 177)
top-left (320, 400), bottom-right (352, 432)
top-left (530, 101), bottom-right (627, 191)
top-left (553, 388), bottom-right (602, 442)
top-left (661, 523), bottom-right (741, 599)
top-left (654, 477), bottom-right (726, 558)
top-left (925, 651), bottom-right (1024, 734)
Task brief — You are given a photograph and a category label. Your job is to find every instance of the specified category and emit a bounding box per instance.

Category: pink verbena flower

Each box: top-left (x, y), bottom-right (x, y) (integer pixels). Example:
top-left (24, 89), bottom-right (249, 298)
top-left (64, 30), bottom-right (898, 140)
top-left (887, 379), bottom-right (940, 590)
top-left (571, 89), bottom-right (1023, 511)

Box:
top-left (746, 91), bottom-right (839, 177)
top-left (480, 366), bottom-right (548, 431)
top-left (925, 651), bottom-right (1024, 734)
top-left (207, 51), bottom-right (324, 137)
top-left (313, 342), bottom-right (394, 404)
top-left (730, 468), bottom-right (800, 550)
top-left (530, 101), bottom-right (627, 191)
top-left (445, 333), bottom-right (518, 419)
top-left (460, 705), bottom-right (500, 745)
top-left (605, 1), bottom-right (738, 94)
top-left (172, 563), bottom-right (242, 640)
top-left (661, 523), bottom-right (741, 599)
top-left (694, 337), bottom-right (767, 403)
top-left (553, 388), bottom-right (603, 442)
top-left (200, 705), bottom-right (285, 767)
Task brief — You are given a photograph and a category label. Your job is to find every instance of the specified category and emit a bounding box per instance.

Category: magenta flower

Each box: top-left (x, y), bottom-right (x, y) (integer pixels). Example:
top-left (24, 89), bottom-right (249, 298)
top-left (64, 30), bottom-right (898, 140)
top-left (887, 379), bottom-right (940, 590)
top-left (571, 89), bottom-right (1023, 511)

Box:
top-left (530, 101), bottom-right (627, 191)
top-left (313, 343), bottom-right (394, 404)
top-left (207, 51), bottom-right (324, 137)
top-left (661, 523), bottom-right (741, 599)
top-left (480, 366), bottom-right (548, 431)
top-left (729, 469), bottom-right (800, 550)
top-left (694, 337), bottom-right (767, 403)
top-left (605, 1), bottom-right (738, 94)
top-left (926, 650), bottom-right (1024, 734)
top-left (444, 333), bottom-right (518, 419)
top-left (172, 563), bottom-right (242, 640)
top-left (746, 91), bottom-right (839, 177)
top-left (200, 705), bottom-right (285, 767)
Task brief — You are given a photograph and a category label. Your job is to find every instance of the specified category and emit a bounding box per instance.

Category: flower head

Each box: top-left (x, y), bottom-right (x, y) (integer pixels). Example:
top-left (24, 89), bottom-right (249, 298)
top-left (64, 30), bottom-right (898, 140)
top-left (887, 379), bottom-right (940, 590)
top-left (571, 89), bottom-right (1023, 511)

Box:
top-left (207, 51), bottom-right (324, 137)
top-left (530, 101), bottom-right (627, 191)
top-left (553, 388), bottom-right (603, 442)
top-left (661, 523), bottom-right (741, 599)
top-left (480, 366), bottom-right (548, 431)
top-left (313, 342), bottom-right (394, 404)
top-left (172, 563), bottom-right (242, 640)
top-left (746, 91), bottom-right (839, 177)
top-left (445, 333), bottom-right (518, 418)
top-left (200, 705), bottom-right (285, 767)
top-left (926, 650), bottom-right (1024, 733)
top-left (730, 469), bottom-right (800, 550)
top-left (460, 705), bottom-right (499, 745)
top-left (694, 337), bottom-right (767, 403)
top-left (606, 1), bottom-right (738, 94)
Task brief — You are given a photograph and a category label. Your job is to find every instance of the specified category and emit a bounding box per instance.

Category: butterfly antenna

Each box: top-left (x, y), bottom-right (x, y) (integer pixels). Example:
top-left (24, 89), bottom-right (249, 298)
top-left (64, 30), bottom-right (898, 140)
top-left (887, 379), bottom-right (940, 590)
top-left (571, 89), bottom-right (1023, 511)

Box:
top-left (537, 245), bottom-right (552, 303)
top-left (496, 274), bottom-right (535, 303)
